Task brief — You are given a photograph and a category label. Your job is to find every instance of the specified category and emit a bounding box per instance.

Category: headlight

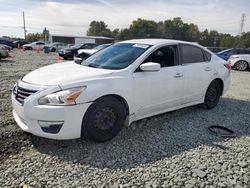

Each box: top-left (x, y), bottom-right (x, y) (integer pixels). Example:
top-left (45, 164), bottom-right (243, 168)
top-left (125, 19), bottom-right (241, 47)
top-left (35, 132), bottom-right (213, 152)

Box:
top-left (38, 86), bottom-right (86, 105)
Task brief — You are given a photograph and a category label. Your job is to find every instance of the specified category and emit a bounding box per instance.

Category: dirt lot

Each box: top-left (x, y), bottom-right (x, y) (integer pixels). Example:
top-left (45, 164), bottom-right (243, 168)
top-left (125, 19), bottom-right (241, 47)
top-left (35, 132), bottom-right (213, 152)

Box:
top-left (0, 49), bottom-right (250, 187)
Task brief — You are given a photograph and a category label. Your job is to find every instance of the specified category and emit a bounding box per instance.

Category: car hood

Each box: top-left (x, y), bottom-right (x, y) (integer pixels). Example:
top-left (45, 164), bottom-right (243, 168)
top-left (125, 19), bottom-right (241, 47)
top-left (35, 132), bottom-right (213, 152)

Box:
top-left (22, 61), bottom-right (115, 86)
top-left (78, 49), bottom-right (97, 55)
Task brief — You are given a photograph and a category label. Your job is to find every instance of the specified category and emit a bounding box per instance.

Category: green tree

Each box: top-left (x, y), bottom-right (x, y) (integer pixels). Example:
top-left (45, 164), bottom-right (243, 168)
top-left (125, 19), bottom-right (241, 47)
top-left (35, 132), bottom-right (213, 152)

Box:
top-left (87, 21), bottom-right (112, 37)
top-left (129, 18), bottom-right (160, 38)
top-left (86, 18), bottom-right (250, 48)
top-left (26, 33), bottom-right (43, 42)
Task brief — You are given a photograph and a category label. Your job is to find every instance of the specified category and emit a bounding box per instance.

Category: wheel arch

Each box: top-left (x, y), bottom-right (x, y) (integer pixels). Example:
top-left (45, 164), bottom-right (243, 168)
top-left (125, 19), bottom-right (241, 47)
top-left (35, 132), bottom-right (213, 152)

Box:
top-left (235, 60), bottom-right (249, 68)
top-left (212, 78), bottom-right (224, 96)
top-left (92, 94), bottom-right (130, 116)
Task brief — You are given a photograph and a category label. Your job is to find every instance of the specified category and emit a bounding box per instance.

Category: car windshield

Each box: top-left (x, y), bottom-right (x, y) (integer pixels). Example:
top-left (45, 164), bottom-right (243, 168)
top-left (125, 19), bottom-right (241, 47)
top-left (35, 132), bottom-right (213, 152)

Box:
top-left (71, 44), bottom-right (82, 48)
top-left (81, 43), bottom-right (151, 70)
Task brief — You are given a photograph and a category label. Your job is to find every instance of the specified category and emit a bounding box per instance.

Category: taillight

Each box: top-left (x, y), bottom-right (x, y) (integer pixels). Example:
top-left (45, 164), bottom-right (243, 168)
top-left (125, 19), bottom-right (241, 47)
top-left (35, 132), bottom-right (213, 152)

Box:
top-left (224, 63), bottom-right (231, 71)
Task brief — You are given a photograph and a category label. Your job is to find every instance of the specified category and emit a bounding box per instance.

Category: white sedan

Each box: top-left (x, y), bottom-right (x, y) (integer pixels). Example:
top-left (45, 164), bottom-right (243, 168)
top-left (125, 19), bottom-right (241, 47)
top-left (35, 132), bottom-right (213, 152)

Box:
top-left (12, 39), bottom-right (230, 142)
top-left (228, 54), bottom-right (250, 71)
top-left (23, 41), bottom-right (45, 50)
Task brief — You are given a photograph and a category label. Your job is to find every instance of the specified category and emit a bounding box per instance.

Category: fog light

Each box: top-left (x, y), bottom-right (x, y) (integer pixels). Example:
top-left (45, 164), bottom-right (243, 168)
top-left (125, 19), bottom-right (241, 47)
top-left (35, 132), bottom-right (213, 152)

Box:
top-left (38, 121), bottom-right (64, 134)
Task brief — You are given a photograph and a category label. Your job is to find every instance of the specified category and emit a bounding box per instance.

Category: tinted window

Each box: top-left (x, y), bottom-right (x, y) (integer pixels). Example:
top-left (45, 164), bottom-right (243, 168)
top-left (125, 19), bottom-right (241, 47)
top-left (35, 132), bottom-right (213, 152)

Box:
top-left (143, 46), bottom-right (177, 68)
top-left (236, 49), bottom-right (250, 54)
top-left (181, 44), bottom-right (205, 64)
top-left (36, 42), bottom-right (44, 45)
top-left (82, 44), bottom-right (92, 49)
top-left (204, 50), bottom-right (212, 61)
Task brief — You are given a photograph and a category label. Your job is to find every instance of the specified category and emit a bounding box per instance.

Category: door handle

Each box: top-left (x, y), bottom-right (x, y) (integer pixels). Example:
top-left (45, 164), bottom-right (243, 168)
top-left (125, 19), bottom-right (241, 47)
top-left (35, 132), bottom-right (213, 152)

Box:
top-left (174, 73), bottom-right (183, 78)
top-left (205, 67), bottom-right (212, 71)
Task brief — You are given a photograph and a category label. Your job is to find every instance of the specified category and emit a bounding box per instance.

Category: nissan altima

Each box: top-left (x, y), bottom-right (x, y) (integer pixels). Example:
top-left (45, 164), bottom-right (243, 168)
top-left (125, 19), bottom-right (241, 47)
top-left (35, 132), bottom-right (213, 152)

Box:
top-left (12, 39), bottom-right (231, 142)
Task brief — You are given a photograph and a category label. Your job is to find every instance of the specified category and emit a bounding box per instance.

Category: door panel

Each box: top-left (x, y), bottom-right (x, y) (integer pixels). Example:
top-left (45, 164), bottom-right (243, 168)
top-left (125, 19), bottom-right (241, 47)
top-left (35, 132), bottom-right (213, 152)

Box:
top-left (181, 62), bottom-right (214, 104)
top-left (133, 66), bottom-right (184, 117)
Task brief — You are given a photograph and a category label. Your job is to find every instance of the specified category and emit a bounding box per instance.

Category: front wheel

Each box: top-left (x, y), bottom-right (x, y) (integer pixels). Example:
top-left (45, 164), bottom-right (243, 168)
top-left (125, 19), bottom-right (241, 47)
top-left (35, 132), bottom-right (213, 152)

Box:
top-left (81, 97), bottom-right (126, 142)
top-left (200, 80), bottom-right (222, 109)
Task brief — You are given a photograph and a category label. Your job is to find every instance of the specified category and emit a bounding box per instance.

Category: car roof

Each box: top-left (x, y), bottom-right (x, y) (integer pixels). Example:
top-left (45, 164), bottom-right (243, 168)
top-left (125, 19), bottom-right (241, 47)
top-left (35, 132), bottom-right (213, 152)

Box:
top-left (119, 38), bottom-right (199, 46)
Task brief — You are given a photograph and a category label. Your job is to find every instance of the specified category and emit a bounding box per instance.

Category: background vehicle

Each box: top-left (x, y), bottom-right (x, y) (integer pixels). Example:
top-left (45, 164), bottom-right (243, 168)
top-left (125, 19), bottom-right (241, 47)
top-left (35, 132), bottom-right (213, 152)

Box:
top-left (0, 45), bottom-right (9, 60)
top-left (217, 48), bottom-right (250, 60)
top-left (43, 42), bottom-right (66, 53)
top-left (228, 54), bottom-right (250, 71)
top-left (206, 47), bottom-right (224, 53)
top-left (1, 44), bottom-right (13, 51)
top-left (75, 43), bottom-right (111, 60)
top-left (0, 38), bottom-right (15, 48)
top-left (12, 39), bottom-right (230, 142)
top-left (13, 40), bottom-right (29, 48)
top-left (58, 43), bottom-right (97, 59)
top-left (23, 41), bottom-right (45, 50)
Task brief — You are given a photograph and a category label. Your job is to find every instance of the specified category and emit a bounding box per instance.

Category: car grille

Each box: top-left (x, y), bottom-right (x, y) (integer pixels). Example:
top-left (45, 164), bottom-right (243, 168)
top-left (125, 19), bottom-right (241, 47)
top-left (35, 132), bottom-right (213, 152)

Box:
top-left (14, 86), bottom-right (38, 105)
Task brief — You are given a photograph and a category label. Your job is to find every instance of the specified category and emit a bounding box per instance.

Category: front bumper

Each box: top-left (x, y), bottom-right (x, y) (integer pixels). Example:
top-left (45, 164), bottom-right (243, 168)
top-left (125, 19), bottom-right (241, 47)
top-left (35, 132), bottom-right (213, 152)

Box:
top-left (12, 94), bottom-right (91, 140)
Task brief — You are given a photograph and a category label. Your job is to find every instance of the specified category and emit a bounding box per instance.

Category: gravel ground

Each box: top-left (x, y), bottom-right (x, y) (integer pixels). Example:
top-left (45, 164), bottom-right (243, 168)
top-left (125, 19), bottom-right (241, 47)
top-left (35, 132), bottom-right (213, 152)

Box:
top-left (0, 49), bottom-right (250, 188)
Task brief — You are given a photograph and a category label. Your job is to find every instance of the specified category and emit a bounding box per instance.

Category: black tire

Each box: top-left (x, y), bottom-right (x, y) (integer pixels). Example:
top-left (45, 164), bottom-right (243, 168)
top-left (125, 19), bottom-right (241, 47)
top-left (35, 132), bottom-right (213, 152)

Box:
top-left (51, 48), bottom-right (56, 52)
top-left (234, 60), bottom-right (249, 71)
top-left (201, 80), bottom-right (222, 109)
top-left (82, 97), bottom-right (126, 142)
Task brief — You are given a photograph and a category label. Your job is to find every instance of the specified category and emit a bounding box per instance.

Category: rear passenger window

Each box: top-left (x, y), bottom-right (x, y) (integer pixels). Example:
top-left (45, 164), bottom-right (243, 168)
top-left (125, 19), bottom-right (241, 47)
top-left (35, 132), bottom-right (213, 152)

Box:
top-left (204, 50), bottom-right (212, 61)
top-left (180, 44), bottom-right (206, 64)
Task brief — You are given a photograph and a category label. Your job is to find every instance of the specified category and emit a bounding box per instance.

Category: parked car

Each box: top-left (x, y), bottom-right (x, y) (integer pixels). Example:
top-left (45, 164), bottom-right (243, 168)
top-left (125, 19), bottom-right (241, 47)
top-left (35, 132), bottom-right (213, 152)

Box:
top-left (75, 44), bottom-right (111, 60)
top-left (58, 43), bottom-right (97, 59)
top-left (23, 41), bottom-right (45, 50)
top-left (11, 39), bottom-right (231, 141)
top-left (1, 44), bottom-right (13, 51)
top-left (43, 42), bottom-right (66, 53)
top-left (206, 47), bottom-right (224, 53)
top-left (0, 45), bottom-right (9, 60)
top-left (217, 48), bottom-right (250, 60)
top-left (228, 54), bottom-right (250, 71)
top-left (0, 38), bottom-right (15, 48)
top-left (13, 40), bottom-right (29, 48)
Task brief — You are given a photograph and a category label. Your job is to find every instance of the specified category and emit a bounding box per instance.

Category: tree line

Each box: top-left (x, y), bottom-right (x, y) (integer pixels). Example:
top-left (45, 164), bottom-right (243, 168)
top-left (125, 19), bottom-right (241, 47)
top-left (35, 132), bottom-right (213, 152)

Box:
top-left (87, 18), bottom-right (250, 48)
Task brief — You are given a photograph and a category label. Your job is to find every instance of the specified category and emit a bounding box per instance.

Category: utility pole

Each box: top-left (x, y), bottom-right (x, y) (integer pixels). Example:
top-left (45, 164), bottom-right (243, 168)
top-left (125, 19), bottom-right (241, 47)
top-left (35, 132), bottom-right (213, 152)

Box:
top-left (23, 11), bottom-right (27, 40)
top-left (239, 13), bottom-right (246, 36)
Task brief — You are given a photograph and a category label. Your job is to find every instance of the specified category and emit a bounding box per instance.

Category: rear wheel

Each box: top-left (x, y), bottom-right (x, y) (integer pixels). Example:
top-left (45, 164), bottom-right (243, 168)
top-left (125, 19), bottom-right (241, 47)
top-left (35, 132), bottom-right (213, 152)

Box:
top-left (201, 80), bottom-right (222, 109)
top-left (82, 97), bottom-right (126, 142)
top-left (235, 60), bottom-right (249, 71)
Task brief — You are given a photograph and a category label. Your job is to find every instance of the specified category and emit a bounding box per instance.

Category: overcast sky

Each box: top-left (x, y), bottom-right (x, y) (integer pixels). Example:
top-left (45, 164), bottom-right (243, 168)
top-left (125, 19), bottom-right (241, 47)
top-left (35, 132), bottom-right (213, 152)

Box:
top-left (0, 0), bottom-right (249, 38)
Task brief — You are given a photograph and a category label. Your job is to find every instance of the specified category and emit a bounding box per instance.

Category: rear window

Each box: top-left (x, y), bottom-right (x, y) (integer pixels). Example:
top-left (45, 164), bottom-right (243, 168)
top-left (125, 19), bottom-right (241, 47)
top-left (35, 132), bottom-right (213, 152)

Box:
top-left (180, 44), bottom-right (207, 64)
top-left (204, 50), bottom-right (212, 61)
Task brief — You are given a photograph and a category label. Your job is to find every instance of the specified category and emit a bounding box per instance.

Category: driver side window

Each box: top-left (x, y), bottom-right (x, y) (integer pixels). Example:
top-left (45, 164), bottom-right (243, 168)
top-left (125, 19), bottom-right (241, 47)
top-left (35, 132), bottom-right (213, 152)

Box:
top-left (143, 45), bottom-right (177, 68)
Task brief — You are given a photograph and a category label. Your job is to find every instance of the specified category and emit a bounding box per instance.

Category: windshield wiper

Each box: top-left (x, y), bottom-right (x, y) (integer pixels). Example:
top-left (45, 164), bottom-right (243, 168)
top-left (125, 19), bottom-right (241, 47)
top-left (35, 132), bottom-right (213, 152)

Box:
top-left (87, 64), bottom-right (99, 68)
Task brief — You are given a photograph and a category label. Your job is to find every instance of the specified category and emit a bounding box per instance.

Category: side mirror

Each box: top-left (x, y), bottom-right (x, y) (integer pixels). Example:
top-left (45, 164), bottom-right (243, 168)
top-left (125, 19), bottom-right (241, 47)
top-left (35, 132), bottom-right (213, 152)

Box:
top-left (140, 62), bottom-right (161, 72)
